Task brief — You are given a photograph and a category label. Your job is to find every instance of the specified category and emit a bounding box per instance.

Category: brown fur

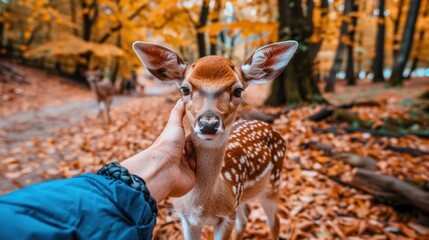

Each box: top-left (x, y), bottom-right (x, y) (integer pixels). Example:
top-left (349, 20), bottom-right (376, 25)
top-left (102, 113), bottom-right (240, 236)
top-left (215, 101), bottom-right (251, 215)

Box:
top-left (189, 56), bottom-right (237, 89)
top-left (85, 70), bottom-right (113, 124)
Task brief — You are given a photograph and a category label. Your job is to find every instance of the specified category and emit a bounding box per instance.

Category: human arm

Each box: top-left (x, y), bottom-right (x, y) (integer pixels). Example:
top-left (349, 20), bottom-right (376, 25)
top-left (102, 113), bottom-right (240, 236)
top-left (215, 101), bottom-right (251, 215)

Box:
top-left (0, 99), bottom-right (196, 239)
top-left (0, 173), bottom-right (157, 239)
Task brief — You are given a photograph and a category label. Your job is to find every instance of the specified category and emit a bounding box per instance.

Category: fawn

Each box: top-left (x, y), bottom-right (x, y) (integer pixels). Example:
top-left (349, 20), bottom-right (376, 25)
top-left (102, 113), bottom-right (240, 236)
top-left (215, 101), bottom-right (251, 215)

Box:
top-left (85, 69), bottom-right (113, 124)
top-left (133, 41), bottom-right (297, 240)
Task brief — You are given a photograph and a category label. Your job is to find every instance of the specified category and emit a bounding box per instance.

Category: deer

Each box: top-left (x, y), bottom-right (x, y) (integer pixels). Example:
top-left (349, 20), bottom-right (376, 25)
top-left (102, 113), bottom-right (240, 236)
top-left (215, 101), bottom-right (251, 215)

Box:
top-left (85, 69), bottom-right (114, 124)
top-left (133, 40), bottom-right (298, 240)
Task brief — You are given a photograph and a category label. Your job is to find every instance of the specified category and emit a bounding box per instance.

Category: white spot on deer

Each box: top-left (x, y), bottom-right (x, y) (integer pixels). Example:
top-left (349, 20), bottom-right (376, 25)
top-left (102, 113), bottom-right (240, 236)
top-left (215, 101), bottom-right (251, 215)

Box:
top-left (225, 171), bottom-right (232, 180)
top-left (99, 102), bottom-right (106, 110)
top-left (258, 162), bottom-right (273, 179)
top-left (244, 180), bottom-right (255, 188)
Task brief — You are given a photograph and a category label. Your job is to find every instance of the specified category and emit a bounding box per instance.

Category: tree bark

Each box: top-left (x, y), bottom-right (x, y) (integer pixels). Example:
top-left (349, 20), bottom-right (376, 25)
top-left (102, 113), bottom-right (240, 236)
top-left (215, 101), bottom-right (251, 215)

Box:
top-left (405, 0), bottom-right (428, 79)
top-left (265, 0), bottom-right (325, 106)
top-left (393, 0), bottom-right (405, 58)
top-left (389, 0), bottom-right (421, 86)
top-left (325, 0), bottom-right (352, 92)
top-left (346, 0), bottom-right (358, 85)
top-left (81, 0), bottom-right (98, 41)
top-left (197, 0), bottom-right (209, 58)
top-left (308, 0), bottom-right (329, 62)
top-left (70, 0), bottom-right (79, 36)
top-left (209, 0), bottom-right (221, 55)
top-left (0, 21), bottom-right (4, 57)
top-left (75, 0), bottom-right (99, 80)
top-left (372, 0), bottom-right (386, 83)
top-left (110, 34), bottom-right (121, 83)
top-left (356, 1), bottom-right (366, 76)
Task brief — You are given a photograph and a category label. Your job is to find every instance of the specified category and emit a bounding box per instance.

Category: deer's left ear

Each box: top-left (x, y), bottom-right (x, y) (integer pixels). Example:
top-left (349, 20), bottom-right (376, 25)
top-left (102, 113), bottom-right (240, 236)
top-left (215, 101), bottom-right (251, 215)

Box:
top-left (240, 41), bottom-right (298, 84)
top-left (132, 41), bottom-right (187, 82)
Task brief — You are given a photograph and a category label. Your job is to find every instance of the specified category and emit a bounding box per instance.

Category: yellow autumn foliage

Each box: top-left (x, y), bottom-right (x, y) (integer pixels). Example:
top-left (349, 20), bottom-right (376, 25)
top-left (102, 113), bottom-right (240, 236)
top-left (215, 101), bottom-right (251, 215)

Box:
top-left (24, 34), bottom-right (123, 59)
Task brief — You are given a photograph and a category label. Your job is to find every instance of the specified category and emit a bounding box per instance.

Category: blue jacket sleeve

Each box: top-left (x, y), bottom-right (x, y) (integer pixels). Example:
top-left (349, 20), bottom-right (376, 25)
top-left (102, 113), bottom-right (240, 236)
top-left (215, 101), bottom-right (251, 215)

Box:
top-left (0, 173), bottom-right (158, 240)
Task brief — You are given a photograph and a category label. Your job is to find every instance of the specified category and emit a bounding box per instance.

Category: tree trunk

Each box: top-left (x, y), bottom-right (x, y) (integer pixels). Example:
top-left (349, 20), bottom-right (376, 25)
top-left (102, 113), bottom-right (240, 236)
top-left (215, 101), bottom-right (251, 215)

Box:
top-left (372, 0), bottom-right (386, 83)
top-left (390, 0), bottom-right (421, 86)
top-left (406, 57), bottom-right (418, 79)
top-left (0, 21), bottom-right (4, 57)
top-left (308, 0), bottom-right (329, 62)
top-left (82, 1), bottom-right (97, 42)
top-left (325, 0), bottom-right (352, 92)
top-left (266, 0), bottom-right (325, 106)
top-left (405, 0), bottom-right (428, 79)
top-left (306, 0), bottom-right (314, 32)
top-left (209, 0), bottom-right (221, 55)
top-left (75, 0), bottom-right (98, 80)
top-left (302, 146), bottom-right (429, 213)
top-left (393, 0), bottom-right (405, 58)
top-left (110, 34), bottom-right (121, 83)
top-left (197, 0), bottom-right (209, 58)
top-left (346, 0), bottom-right (358, 85)
top-left (356, 0), bottom-right (366, 76)
top-left (70, 0), bottom-right (79, 36)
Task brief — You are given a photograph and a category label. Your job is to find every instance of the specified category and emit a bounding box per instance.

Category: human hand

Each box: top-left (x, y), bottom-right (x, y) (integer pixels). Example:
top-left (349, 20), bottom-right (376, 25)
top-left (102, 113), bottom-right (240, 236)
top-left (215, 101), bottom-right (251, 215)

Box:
top-left (122, 99), bottom-right (196, 203)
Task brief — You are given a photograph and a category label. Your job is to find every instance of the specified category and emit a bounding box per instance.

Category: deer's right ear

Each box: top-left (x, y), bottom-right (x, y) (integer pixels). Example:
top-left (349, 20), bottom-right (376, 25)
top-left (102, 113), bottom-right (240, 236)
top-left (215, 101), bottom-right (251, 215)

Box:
top-left (132, 42), bottom-right (187, 82)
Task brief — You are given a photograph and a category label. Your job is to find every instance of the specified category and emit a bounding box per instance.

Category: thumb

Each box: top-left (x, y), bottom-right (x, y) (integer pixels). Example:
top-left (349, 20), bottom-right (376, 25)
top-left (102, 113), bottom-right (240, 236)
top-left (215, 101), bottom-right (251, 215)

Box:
top-left (166, 99), bottom-right (186, 127)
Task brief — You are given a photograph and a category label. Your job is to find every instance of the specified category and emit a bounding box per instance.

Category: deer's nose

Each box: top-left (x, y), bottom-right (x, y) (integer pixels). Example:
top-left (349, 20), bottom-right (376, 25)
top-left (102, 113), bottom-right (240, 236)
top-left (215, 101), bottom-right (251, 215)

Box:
top-left (198, 111), bottom-right (220, 134)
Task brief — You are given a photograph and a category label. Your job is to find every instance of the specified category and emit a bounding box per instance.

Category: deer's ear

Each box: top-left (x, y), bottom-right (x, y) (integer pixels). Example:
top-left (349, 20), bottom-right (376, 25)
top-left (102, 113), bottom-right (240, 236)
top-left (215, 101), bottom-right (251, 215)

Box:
top-left (132, 42), bottom-right (187, 82)
top-left (240, 41), bottom-right (298, 84)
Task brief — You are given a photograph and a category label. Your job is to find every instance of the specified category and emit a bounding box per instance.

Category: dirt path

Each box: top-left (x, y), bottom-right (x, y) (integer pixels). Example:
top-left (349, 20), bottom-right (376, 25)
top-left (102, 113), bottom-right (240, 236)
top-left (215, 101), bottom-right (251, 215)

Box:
top-left (0, 63), bottom-right (177, 151)
top-left (0, 96), bottom-right (134, 151)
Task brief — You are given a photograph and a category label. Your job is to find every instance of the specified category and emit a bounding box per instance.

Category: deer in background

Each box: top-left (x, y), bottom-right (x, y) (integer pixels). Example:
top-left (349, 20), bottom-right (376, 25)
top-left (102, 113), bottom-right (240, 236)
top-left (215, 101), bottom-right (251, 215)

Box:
top-left (85, 69), bottom-right (114, 124)
top-left (133, 41), bottom-right (297, 240)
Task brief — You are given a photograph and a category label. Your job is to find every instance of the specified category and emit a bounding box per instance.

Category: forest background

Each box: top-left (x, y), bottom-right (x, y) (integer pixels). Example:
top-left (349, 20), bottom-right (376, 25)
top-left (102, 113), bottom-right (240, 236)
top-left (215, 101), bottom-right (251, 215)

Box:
top-left (1, 0), bottom-right (429, 239)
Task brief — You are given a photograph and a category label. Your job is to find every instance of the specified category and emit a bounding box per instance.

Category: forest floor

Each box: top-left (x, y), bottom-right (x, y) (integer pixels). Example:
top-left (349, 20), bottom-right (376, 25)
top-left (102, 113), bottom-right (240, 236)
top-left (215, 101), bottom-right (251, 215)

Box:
top-left (1, 64), bottom-right (429, 239)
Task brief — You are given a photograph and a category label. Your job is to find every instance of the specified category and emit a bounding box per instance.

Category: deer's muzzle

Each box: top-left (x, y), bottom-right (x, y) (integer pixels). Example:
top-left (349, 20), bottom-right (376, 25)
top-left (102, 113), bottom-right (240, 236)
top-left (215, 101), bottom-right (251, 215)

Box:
top-left (197, 111), bottom-right (221, 135)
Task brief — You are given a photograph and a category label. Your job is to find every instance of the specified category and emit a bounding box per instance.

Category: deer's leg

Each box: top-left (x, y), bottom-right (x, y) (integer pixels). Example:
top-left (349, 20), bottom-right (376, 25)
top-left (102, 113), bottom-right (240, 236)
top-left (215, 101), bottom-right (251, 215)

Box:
top-left (98, 100), bottom-right (109, 124)
top-left (259, 193), bottom-right (280, 240)
top-left (96, 100), bottom-right (102, 118)
top-left (235, 204), bottom-right (250, 240)
top-left (105, 99), bottom-right (112, 124)
top-left (214, 216), bottom-right (235, 240)
top-left (180, 217), bottom-right (202, 240)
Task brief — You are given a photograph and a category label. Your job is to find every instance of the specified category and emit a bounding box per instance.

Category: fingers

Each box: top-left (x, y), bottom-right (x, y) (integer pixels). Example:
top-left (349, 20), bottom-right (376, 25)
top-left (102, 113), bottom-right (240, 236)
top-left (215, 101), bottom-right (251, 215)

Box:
top-left (167, 99), bottom-right (186, 127)
top-left (184, 136), bottom-right (197, 172)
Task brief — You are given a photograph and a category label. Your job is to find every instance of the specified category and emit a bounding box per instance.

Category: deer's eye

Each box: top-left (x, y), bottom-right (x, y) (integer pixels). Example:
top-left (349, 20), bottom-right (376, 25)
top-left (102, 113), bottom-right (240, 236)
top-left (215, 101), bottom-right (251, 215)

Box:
top-left (180, 87), bottom-right (190, 96)
top-left (233, 88), bottom-right (244, 98)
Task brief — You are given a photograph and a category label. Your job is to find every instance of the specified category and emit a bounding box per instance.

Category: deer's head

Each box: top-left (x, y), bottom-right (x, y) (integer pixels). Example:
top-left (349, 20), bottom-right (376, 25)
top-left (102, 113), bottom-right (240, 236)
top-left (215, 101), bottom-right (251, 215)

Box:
top-left (85, 69), bottom-right (104, 83)
top-left (133, 41), bottom-right (297, 141)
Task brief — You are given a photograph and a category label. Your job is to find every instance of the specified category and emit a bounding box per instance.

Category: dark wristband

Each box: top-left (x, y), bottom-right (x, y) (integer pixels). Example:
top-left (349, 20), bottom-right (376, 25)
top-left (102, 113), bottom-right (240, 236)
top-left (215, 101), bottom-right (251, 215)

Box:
top-left (97, 162), bottom-right (153, 204)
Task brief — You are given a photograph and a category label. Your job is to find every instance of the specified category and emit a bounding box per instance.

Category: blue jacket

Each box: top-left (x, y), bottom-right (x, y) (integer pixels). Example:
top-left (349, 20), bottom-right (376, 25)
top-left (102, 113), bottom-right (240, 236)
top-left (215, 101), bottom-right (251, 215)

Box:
top-left (0, 173), bottom-right (157, 239)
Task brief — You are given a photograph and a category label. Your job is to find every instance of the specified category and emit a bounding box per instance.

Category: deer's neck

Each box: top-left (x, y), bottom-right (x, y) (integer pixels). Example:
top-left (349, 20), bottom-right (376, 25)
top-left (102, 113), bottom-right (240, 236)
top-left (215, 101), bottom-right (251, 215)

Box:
top-left (187, 129), bottom-right (230, 200)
